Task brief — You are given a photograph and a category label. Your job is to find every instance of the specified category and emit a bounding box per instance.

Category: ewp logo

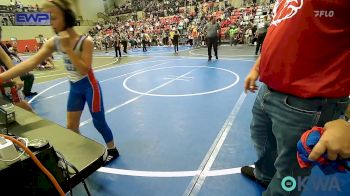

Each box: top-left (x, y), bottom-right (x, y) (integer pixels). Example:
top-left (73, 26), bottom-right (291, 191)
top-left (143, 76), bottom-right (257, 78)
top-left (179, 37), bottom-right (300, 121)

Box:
top-left (15, 13), bottom-right (50, 26)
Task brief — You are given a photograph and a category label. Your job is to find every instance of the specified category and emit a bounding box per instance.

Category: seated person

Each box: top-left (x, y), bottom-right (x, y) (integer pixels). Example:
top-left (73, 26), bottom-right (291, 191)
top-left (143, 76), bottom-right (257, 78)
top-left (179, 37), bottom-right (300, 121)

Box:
top-left (0, 43), bottom-right (37, 97)
top-left (38, 55), bottom-right (55, 70)
top-left (129, 37), bottom-right (137, 50)
top-left (0, 48), bottom-right (33, 112)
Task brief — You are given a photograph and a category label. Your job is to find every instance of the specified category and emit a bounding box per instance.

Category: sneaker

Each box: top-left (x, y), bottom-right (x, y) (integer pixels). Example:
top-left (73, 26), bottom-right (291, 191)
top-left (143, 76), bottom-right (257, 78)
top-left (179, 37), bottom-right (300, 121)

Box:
top-left (216, 56), bottom-right (218, 60)
top-left (103, 148), bottom-right (120, 165)
top-left (241, 166), bottom-right (269, 188)
top-left (24, 92), bottom-right (38, 97)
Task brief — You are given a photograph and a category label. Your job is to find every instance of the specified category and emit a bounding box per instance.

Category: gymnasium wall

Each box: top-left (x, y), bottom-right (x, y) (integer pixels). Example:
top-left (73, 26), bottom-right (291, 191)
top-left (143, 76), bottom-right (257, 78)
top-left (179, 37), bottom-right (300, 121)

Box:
top-left (229, 0), bottom-right (243, 7)
top-left (0, 0), bottom-right (46, 6)
top-left (0, 0), bottom-right (104, 21)
top-left (1, 26), bottom-right (92, 53)
top-left (114, 0), bottom-right (128, 6)
top-left (77, 0), bottom-right (104, 21)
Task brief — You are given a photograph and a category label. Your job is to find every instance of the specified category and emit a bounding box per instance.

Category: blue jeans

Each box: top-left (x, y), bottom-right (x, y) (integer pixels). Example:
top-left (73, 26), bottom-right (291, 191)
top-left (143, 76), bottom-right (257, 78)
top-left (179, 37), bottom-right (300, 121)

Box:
top-left (250, 84), bottom-right (349, 196)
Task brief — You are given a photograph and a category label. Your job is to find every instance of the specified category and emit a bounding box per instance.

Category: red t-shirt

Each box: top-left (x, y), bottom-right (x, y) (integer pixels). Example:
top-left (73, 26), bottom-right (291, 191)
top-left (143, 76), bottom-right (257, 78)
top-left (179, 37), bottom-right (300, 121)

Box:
top-left (259, 0), bottom-right (350, 98)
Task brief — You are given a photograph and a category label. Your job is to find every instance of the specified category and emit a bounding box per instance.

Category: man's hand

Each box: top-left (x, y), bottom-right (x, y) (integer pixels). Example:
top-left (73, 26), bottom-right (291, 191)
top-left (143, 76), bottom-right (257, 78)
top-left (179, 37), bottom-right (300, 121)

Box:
top-left (13, 77), bottom-right (23, 90)
top-left (309, 119), bottom-right (350, 161)
top-left (244, 68), bottom-right (259, 93)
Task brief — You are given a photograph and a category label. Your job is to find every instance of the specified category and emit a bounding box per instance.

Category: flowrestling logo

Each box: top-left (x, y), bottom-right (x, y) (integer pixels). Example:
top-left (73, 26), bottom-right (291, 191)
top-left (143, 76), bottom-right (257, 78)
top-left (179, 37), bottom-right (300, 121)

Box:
top-left (271, 0), bottom-right (303, 26)
top-left (314, 10), bottom-right (334, 17)
top-left (15, 12), bottom-right (50, 26)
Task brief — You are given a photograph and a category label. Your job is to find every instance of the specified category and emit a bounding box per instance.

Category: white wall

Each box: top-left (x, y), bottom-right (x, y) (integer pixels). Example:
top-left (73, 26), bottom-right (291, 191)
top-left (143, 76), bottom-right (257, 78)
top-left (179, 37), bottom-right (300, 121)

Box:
top-left (114, 0), bottom-right (128, 6)
top-left (76, 0), bottom-right (104, 21)
top-left (2, 26), bottom-right (92, 40)
top-left (230, 0), bottom-right (242, 7)
top-left (0, 0), bottom-right (104, 21)
top-left (0, 0), bottom-right (46, 6)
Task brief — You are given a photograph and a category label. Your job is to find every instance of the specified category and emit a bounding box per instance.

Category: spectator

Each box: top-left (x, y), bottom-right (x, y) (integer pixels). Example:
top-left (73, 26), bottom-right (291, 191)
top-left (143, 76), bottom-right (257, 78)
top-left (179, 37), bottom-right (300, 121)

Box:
top-left (0, 45), bottom-right (33, 112)
top-left (242, 1), bottom-right (349, 195)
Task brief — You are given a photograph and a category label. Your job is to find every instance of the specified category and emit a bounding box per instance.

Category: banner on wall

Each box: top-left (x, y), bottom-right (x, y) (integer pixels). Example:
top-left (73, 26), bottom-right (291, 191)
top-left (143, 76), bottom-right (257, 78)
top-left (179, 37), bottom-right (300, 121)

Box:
top-left (15, 12), bottom-right (50, 26)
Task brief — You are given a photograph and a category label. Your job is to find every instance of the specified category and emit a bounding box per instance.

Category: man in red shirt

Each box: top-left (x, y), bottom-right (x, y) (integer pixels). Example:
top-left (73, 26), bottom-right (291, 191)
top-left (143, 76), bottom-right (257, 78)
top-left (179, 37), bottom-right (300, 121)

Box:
top-left (242, 0), bottom-right (349, 195)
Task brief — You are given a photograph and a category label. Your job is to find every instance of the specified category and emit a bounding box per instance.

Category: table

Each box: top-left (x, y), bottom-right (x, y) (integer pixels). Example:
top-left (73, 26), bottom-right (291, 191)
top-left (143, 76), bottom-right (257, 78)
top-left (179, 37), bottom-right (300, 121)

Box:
top-left (0, 100), bottom-right (106, 195)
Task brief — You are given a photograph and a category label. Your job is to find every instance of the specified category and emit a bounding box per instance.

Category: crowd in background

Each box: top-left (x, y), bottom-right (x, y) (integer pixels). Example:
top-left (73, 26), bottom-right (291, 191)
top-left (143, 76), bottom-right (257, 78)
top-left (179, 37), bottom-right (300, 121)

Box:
top-left (89, 0), bottom-right (273, 54)
top-left (0, 0), bottom-right (273, 55)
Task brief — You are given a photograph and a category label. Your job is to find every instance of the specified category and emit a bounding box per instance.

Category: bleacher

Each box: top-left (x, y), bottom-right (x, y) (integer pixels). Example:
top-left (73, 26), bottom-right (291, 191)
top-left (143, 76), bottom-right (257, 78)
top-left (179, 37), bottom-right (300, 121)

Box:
top-left (90, 0), bottom-right (274, 49)
top-left (0, 5), bottom-right (12, 13)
